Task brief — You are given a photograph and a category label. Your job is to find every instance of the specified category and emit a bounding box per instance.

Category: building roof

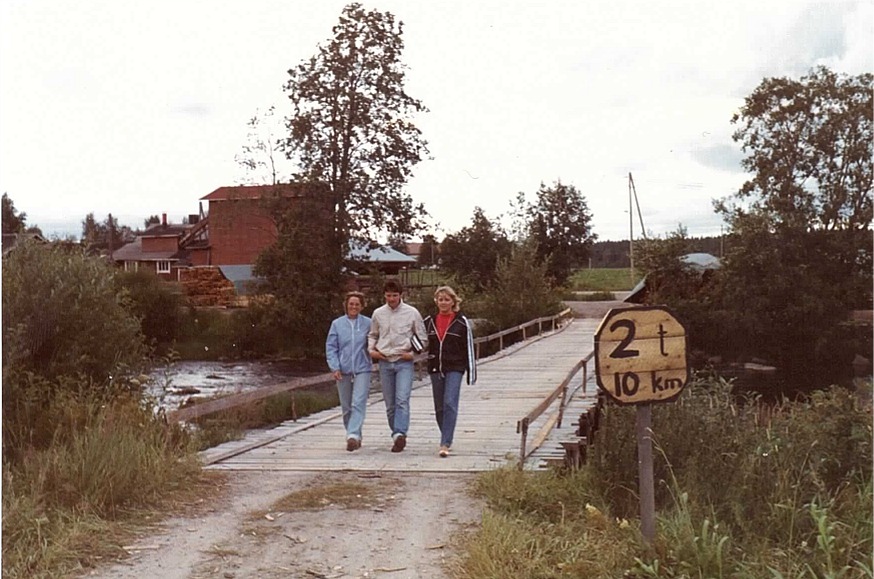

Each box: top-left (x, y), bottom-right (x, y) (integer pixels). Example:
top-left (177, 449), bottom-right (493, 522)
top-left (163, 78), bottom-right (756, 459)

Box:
top-left (217, 265), bottom-right (263, 295)
top-left (201, 183), bottom-right (319, 201)
top-left (143, 223), bottom-right (191, 237)
top-left (2, 232), bottom-right (46, 254)
top-left (349, 243), bottom-right (416, 264)
top-left (680, 252), bottom-right (722, 270)
top-left (113, 237), bottom-right (184, 262)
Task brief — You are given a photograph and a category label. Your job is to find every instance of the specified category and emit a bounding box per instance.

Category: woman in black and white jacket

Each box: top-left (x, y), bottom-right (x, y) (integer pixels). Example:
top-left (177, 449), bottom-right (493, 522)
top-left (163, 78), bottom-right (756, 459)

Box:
top-left (422, 286), bottom-right (477, 457)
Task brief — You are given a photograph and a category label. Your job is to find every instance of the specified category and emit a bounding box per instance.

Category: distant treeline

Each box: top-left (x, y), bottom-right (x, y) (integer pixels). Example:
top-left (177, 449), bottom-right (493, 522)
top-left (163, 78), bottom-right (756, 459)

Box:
top-left (590, 236), bottom-right (724, 268)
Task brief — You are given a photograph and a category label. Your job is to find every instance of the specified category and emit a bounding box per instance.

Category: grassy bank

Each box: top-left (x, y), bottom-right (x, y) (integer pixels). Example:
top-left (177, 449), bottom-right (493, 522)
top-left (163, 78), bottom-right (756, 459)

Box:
top-left (2, 390), bottom-right (207, 578)
top-left (454, 377), bottom-right (873, 578)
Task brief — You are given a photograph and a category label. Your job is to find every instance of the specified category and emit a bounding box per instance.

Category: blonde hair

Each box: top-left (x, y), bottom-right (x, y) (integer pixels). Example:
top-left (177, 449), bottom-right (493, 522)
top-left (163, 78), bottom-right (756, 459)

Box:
top-left (344, 291), bottom-right (366, 309)
top-left (434, 285), bottom-right (461, 312)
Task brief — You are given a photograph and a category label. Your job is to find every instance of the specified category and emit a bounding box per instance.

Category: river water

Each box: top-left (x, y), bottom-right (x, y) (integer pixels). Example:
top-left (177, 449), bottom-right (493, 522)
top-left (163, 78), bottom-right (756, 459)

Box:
top-left (147, 359), bottom-right (330, 411)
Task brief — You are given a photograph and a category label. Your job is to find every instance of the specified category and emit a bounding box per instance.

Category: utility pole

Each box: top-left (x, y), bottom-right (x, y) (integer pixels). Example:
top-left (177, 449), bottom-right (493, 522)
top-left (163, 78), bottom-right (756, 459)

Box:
top-left (627, 172), bottom-right (647, 287)
top-left (628, 173), bottom-right (634, 287)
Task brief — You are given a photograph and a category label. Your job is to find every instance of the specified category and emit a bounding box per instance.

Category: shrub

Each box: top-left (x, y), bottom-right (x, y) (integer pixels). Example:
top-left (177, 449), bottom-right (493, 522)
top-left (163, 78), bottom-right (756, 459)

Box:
top-left (115, 270), bottom-right (184, 347)
top-left (480, 238), bottom-right (562, 329)
top-left (2, 241), bottom-right (147, 383)
top-left (589, 378), bottom-right (872, 544)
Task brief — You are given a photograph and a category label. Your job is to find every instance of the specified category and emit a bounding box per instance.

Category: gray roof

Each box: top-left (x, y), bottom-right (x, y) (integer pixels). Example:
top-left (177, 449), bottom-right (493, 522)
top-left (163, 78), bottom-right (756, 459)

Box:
top-left (348, 244), bottom-right (416, 263)
top-left (680, 253), bottom-right (721, 270)
top-left (217, 265), bottom-right (263, 295)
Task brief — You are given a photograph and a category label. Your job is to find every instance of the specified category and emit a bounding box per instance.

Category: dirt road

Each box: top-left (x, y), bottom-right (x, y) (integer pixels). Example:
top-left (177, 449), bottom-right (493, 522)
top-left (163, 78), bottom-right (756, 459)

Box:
top-left (90, 470), bottom-right (482, 579)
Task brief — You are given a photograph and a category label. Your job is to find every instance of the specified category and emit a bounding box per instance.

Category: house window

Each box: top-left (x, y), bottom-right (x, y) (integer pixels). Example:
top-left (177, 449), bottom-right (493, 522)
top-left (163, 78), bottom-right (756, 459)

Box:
top-left (157, 261), bottom-right (171, 274)
top-left (125, 261), bottom-right (138, 272)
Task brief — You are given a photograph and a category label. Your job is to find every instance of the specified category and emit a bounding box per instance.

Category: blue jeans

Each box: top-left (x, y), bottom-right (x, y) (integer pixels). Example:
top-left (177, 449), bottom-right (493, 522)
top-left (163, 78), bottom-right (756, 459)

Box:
top-left (336, 372), bottom-right (371, 441)
top-left (378, 359), bottom-right (414, 438)
top-left (430, 371), bottom-right (463, 447)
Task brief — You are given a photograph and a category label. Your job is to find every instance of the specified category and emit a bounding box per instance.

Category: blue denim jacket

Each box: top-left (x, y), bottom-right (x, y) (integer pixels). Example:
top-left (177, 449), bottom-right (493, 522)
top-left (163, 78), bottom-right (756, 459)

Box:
top-left (326, 315), bottom-right (373, 375)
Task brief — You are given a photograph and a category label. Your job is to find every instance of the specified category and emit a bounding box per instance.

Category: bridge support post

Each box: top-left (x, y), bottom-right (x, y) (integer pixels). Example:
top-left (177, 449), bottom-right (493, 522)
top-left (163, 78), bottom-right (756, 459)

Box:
top-left (517, 418), bottom-right (529, 468)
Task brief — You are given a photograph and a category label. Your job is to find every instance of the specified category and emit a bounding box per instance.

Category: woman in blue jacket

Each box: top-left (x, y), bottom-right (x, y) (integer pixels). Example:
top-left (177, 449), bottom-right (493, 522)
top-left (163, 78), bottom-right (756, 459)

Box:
top-left (326, 291), bottom-right (372, 451)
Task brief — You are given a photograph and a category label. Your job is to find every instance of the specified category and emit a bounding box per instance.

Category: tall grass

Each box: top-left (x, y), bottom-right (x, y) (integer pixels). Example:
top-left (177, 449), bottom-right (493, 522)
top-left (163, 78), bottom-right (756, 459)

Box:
top-left (454, 377), bottom-right (873, 578)
top-left (2, 391), bottom-right (204, 578)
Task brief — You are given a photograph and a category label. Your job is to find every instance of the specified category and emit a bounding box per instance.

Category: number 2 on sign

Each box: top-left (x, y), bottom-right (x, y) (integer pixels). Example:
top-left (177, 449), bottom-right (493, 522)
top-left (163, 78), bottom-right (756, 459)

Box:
top-left (609, 319), bottom-right (639, 359)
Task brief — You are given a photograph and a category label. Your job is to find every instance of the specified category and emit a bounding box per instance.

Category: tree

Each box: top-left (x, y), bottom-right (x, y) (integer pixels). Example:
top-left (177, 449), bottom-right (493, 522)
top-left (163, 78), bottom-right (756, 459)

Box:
top-left (521, 180), bottom-right (597, 286)
top-left (253, 194), bottom-right (344, 355)
top-left (416, 234), bottom-right (439, 268)
top-left (144, 215), bottom-right (160, 228)
top-left (723, 67), bottom-right (872, 233)
top-left (480, 237), bottom-right (561, 329)
top-left (2, 193), bottom-right (27, 233)
top-left (281, 2), bottom-right (429, 246)
top-left (439, 207), bottom-right (512, 291)
top-left (81, 212), bottom-right (128, 253)
top-left (695, 67), bottom-right (874, 386)
top-left (235, 106), bottom-right (291, 185)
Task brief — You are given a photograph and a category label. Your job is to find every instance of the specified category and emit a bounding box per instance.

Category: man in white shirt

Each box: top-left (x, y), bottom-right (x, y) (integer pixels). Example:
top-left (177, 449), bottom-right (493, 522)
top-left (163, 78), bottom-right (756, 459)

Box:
top-left (368, 279), bottom-right (427, 452)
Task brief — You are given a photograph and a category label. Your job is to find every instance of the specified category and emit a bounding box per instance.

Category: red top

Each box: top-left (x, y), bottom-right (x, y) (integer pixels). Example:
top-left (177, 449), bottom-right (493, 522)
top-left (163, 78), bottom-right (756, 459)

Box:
top-left (435, 312), bottom-right (456, 340)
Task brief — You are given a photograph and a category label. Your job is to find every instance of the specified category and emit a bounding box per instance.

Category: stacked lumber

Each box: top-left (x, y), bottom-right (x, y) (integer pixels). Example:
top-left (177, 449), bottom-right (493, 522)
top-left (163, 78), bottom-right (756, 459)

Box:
top-left (179, 267), bottom-right (237, 307)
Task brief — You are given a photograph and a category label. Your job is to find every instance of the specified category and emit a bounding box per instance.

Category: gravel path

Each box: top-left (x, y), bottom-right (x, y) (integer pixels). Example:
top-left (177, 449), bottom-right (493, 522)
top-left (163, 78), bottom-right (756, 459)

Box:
top-left (89, 471), bottom-right (482, 579)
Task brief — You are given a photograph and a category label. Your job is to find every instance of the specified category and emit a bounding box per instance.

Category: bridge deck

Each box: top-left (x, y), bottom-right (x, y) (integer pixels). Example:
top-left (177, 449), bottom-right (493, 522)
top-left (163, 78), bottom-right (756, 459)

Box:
top-left (202, 318), bottom-right (601, 473)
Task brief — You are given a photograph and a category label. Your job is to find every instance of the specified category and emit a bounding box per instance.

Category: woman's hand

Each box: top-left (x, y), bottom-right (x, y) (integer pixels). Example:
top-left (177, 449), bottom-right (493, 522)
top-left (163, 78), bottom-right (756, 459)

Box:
top-left (399, 352), bottom-right (414, 361)
top-left (332, 370), bottom-right (342, 381)
top-left (370, 350), bottom-right (385, 361)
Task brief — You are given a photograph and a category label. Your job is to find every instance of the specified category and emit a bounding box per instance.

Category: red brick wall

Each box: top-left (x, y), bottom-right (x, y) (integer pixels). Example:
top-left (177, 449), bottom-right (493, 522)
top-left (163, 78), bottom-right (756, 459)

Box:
top-left (207, 200), bottom-right (278, 265)
top-left (188, 247), bottom-right (210, 266)
top-left (142, 236), bottom-right (179, 252)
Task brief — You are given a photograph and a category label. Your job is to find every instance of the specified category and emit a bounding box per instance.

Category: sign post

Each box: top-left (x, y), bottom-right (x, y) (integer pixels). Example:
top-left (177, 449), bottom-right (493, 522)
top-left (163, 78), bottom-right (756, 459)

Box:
top-left (594, 306), bottom-right (689, 544)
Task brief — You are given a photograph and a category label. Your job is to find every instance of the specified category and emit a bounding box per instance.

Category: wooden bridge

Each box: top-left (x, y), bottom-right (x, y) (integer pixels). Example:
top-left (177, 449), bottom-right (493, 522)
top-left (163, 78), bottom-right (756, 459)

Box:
top-left (199, 317), bottom-right (602, 473)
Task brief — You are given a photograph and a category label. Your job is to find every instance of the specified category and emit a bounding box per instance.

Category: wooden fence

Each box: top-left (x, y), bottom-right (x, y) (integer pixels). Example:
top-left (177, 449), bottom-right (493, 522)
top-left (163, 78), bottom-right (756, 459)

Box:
top-left (516, 350), bottom-right (595, 466)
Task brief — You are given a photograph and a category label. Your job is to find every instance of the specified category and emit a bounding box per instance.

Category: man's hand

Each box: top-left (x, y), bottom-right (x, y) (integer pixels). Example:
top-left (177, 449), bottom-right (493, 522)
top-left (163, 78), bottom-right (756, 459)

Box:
top-left (370, 350), bottom-right (385, 361)
top-left (332, 370), bottom-right (342, 380)
top-left (399, 352), bottom-right (414, 361)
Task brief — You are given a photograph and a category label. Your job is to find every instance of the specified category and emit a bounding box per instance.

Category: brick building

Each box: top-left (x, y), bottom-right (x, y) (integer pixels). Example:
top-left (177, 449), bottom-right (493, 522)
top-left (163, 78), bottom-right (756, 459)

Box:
top-left (113, 183), bottom-right (415, 303)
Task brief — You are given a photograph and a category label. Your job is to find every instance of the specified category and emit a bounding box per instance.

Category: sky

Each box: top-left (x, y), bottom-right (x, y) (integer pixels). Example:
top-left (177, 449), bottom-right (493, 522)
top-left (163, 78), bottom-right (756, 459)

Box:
top-left (1, 1), bottom-right (871, 242)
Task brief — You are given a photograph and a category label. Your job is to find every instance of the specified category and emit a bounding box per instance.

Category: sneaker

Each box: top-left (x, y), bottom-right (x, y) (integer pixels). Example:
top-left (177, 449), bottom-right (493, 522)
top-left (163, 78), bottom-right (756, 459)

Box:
top-left (346, 438), bottom-right (360, 452)
top-left (439, 446), bottom-right (450, 458)
top-left (391, 434), bottom-right (407, 453)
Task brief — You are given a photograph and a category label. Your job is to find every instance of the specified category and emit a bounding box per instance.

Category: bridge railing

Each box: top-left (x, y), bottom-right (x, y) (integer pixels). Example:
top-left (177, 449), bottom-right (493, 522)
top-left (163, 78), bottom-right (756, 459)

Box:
top-left (515, 349), bottom-right (595, 467)
top-left (168, 308), bottom-right (574, 423)
top-left (473, 308), bottom-right (573, 359)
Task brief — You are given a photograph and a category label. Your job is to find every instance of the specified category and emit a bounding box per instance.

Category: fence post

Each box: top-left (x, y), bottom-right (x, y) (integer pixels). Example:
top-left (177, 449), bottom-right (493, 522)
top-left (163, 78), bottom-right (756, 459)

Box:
top-left (518, 418), bottom-right (529, 468)
top-left (583, 360), bottom-right (588, 394)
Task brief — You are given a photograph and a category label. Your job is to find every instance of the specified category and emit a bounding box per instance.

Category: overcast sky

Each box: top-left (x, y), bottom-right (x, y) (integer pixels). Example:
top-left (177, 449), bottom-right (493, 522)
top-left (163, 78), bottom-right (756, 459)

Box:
top-left (1, 1), bottom-right (871, 242)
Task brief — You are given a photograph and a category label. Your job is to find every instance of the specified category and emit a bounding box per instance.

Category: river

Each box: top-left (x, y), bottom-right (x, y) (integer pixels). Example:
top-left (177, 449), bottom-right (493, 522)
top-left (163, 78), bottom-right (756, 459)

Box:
top-left (147, 359), bottom-right (330, 411)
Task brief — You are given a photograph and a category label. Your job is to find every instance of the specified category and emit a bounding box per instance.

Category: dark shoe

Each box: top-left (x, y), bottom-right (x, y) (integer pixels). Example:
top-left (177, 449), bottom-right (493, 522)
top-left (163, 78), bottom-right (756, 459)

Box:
top-left (391, 435), bottom-right (407, 453)
top-left (439, 446), bottom-right (450, 458)
top-left (346, 438), bottom-right (360, 452)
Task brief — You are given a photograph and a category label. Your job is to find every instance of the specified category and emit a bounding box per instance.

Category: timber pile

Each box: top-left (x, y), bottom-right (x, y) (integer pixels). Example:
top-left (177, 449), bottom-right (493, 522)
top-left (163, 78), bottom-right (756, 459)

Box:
top-left (179, 267), bottom-right (237, 307)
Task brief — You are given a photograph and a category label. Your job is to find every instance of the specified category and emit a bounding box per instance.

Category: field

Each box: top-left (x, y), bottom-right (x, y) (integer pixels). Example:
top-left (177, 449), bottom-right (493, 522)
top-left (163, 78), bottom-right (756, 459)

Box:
top-left (568, 268), bottom-right (641, 291)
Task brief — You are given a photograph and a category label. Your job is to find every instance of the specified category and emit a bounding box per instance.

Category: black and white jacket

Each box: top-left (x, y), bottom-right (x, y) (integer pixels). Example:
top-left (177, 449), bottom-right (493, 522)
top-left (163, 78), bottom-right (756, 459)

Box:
top-left (422, 312), bottom-right (477, 385)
